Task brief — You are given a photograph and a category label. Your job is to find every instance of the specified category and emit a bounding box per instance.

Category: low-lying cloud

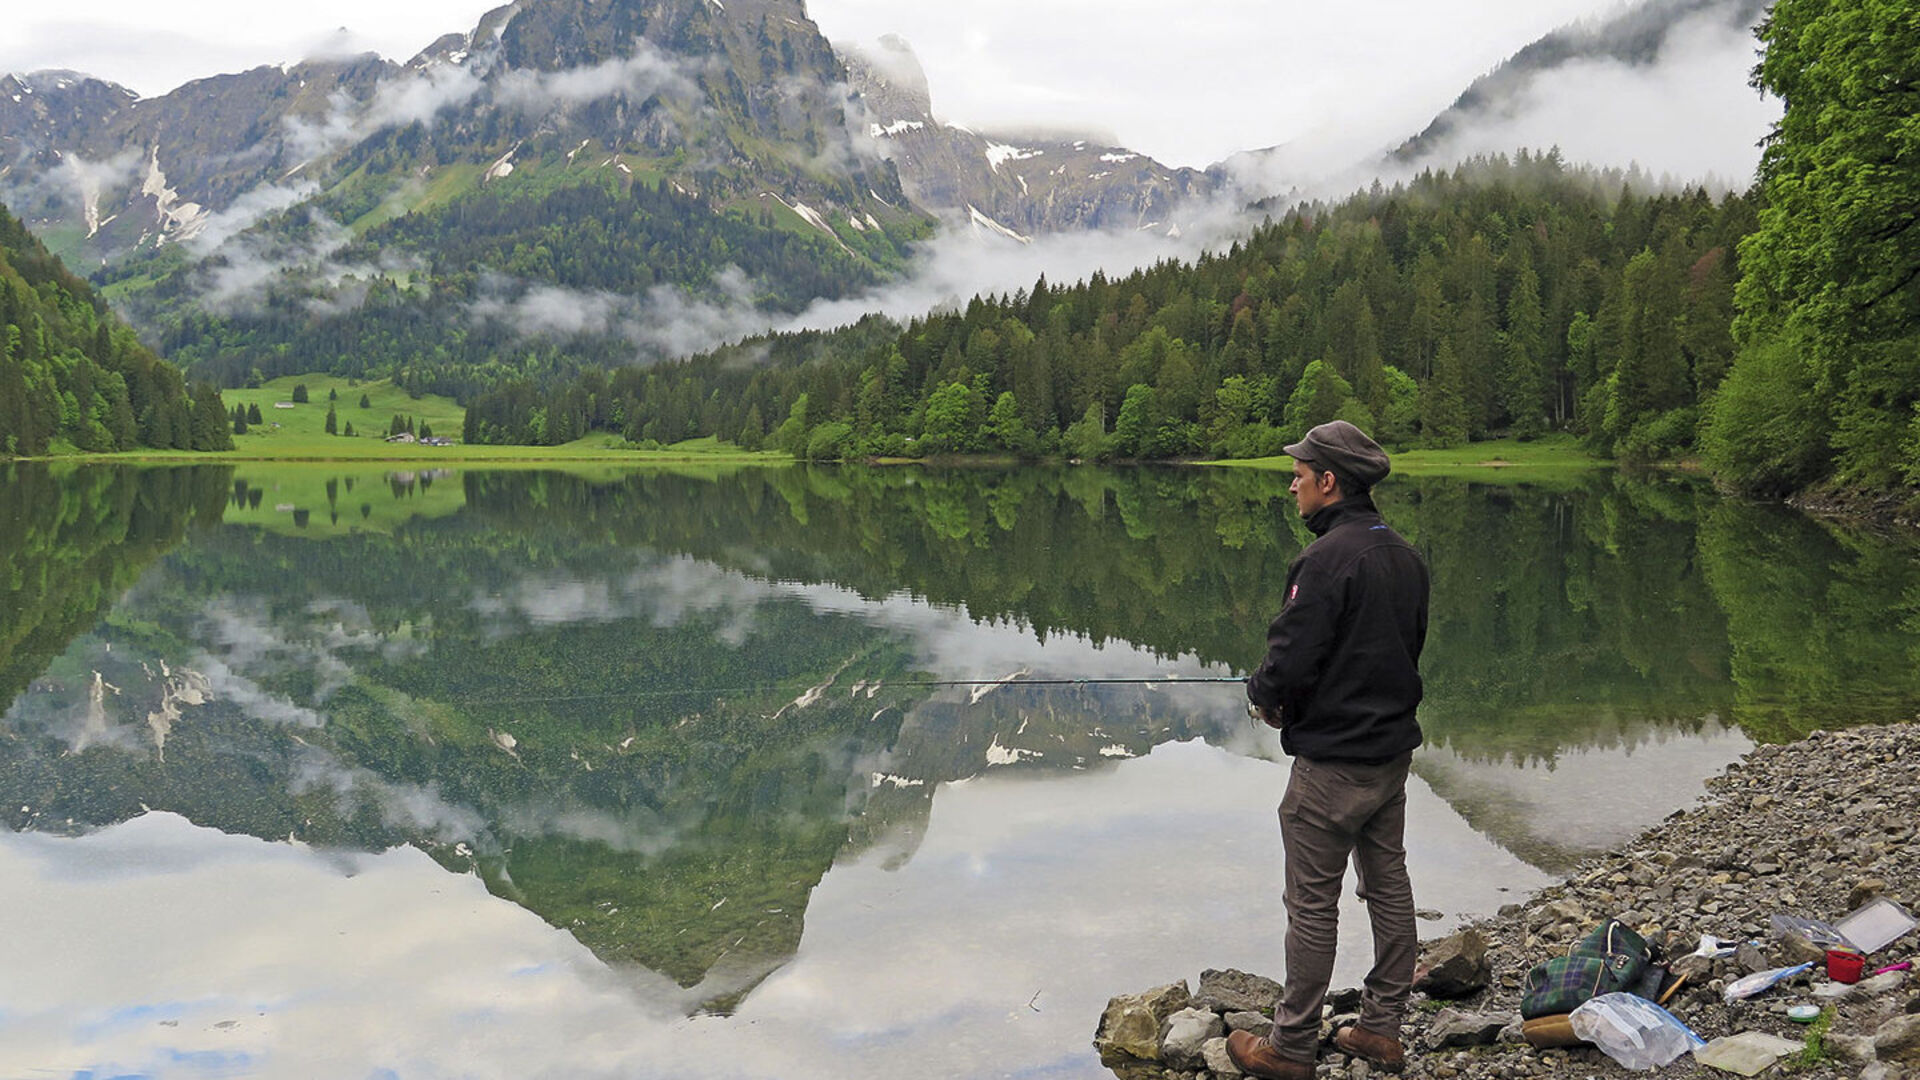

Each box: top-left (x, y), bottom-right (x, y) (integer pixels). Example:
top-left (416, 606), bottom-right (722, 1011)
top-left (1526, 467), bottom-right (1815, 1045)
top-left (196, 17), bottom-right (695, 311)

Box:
top-left (1225, 0), bottom-right (1778, 201)
top-left (465, 204), bottom-right (1235, 365)
top-left (493, 45), bottom-right (706, 112)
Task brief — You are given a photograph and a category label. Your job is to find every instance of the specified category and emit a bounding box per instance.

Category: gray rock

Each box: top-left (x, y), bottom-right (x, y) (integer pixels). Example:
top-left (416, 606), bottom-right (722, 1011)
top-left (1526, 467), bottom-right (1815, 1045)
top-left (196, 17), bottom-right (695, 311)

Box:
top-left (1876, 1014), bottom-right (1920, 1066)
top-left (1194, 969), bottom-right (1284, 1015)
top-left (1828, 1034), bottom-right (1878, 1064)
top-left (1528, 899), bottom-right (1585, 933)
top-left (1862, 971), bottom-right (1912, 996)
top-left (1424, 1008), bottom-right (1511, 1049)
top-left (1777, 931), bottom-right (1829, 965)
top-left (1224, 1011), bottom-right (1270, 1034)
top-left (1202, 1036), bottom-right (1244, 1077)
top-left (1850, 879), bottom-right (1889, 910)
top-left (1670, 954), bottom-right (1716, 982)
top-left (1160, 1007), bottom-right (1224, 1071)
top-left (1327, 987), bottom-right (1363, 1012)
top-left (1095, 981), bottom-right (1191, 1068)
top-left (1735, 941), bottom-right (1774, 974)
top-left (1821, 971), bottom-right (1912, 1004)
top-left (1414, 928), bottom-right (1492, 999)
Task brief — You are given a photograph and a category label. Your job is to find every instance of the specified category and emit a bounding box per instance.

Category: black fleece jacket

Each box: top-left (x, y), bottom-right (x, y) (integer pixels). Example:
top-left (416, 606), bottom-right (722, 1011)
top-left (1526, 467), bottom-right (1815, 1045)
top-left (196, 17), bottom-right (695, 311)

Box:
top-left (1247, 495), bottom-right (1428, 763)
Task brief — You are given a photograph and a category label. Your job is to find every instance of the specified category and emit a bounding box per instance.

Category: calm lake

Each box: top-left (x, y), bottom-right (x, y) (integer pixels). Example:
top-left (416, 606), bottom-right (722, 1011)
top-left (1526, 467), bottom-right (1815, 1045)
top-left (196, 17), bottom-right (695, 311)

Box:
top-left (3, 462), bottom-right (1917, 1079)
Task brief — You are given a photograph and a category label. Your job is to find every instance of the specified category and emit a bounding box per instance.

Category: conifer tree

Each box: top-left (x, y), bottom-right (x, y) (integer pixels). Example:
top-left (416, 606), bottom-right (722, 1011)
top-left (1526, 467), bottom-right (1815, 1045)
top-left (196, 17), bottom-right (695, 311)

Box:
top-left (1419, 340), bottom-right (1470, 448)
top-left (1502, 255), bottom-right (1547, 438)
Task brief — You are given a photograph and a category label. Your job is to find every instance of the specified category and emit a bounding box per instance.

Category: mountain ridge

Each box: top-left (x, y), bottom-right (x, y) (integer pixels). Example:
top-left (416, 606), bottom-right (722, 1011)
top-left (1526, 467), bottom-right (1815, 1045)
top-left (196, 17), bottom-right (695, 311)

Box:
top-left (837, 35), bottom-right (1219, 239)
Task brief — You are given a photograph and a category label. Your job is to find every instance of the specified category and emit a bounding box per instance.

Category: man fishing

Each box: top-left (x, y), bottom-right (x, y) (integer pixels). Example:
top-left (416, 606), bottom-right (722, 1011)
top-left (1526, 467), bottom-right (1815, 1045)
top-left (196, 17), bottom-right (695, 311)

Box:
top-left (1228, 420), bottom-right (1429, 1080)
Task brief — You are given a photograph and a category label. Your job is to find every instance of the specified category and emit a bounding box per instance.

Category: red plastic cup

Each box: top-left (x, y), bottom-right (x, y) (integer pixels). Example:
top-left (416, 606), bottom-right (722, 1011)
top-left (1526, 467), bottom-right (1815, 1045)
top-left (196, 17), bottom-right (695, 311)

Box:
top-left (1827, 948), bottom-right (1866, 984)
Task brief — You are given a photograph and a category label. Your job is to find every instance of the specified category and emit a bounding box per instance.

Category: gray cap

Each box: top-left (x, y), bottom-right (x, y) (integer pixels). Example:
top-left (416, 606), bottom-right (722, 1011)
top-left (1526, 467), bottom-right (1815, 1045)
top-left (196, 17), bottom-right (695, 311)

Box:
top-left (1284, 420), bottom-right (1391, 489)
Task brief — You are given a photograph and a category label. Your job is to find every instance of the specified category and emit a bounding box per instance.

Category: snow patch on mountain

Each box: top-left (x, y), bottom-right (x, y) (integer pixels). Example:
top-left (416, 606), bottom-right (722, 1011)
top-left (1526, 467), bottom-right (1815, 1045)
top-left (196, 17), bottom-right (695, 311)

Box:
top-left (869, 120), bottom-right (926, 138)
top-left (984, 142), bottom-right (1043, 173)
top-left (966, 205), bottom-right (1031, 245)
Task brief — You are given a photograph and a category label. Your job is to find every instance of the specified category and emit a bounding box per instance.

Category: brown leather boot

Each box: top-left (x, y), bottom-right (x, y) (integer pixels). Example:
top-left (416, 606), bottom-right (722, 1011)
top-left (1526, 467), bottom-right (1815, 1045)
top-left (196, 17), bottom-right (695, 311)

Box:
top-left (1225, 1030), bottom-right (1315, 1080)
top-left (1334, 1025), bottom-right (1405, 1072)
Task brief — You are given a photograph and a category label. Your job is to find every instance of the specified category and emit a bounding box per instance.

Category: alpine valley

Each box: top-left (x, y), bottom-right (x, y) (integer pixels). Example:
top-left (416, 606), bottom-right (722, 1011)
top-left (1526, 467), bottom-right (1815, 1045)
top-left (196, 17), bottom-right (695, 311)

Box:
top-left (0, 0), bottom-right (1227, 401)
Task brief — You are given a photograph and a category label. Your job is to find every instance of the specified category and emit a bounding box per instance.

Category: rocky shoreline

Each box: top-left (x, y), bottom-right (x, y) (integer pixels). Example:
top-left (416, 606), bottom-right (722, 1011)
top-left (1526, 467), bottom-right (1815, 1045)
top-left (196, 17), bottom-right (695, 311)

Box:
top-left (1096, 723), bottom-right (1920, 1080)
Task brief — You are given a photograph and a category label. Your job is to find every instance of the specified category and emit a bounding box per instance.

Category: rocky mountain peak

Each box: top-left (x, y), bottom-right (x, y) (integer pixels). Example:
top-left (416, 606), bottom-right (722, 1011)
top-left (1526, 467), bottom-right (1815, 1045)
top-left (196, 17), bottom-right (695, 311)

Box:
top-left (838, 35), bottom-right (1218, 238)
top-left (840, 35), bottom-right (933, 123)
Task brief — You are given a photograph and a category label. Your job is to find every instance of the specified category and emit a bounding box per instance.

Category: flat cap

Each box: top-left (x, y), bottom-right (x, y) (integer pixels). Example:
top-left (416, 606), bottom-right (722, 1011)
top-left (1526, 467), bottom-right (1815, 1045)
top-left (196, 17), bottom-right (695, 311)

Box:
top-left (1283, 420), bottom-right (1391, 489)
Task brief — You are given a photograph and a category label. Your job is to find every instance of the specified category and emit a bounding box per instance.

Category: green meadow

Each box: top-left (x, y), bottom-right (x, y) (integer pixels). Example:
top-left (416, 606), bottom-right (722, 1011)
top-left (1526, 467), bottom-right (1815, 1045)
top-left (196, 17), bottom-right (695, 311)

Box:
top-left (78, 375), bottom-right (786, 464)
top-left (1208, 434), bottom-right (1612, 486)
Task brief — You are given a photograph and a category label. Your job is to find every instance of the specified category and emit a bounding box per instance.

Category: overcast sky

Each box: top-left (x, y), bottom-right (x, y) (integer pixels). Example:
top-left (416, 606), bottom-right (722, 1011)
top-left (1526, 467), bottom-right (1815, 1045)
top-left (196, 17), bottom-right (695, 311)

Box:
top-left (7, 0), bottom-right (1638, 169)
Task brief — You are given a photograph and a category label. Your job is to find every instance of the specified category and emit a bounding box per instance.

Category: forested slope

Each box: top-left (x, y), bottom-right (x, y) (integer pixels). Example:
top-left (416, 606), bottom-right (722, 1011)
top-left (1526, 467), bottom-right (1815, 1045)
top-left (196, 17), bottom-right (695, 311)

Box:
top-left (1, 201), bottom-right (229, 456)
top-left (466, 154), bottom-right (1754, 465)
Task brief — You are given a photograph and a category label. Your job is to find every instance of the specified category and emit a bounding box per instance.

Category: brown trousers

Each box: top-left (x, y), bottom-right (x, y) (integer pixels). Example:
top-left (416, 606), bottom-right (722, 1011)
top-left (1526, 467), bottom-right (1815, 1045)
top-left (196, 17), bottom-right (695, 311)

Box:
top-left (1268, 752), bottom-right (1418, 1063)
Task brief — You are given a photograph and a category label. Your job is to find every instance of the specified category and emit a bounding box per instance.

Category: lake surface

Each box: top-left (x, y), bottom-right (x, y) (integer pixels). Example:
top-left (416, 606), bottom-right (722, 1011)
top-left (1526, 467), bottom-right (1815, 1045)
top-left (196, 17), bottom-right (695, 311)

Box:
top-left (3, 462), bottom-right (1917, 1079)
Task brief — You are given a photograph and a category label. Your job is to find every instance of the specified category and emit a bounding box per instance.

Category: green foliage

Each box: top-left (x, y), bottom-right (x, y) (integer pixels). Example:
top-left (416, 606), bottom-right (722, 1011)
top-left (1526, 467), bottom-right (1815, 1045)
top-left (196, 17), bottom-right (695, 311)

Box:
top-left (1283, 359), bottom-right (1360, 441)
top-left (984, 391), bottom-right (1036, 457)
top-left (1701, 327), bottom-right (1830, 493)
top-left (920, 381), bottom-right (974, 455)
top-left (772, 394), bottom-right (810, 455)
top-left (803, 420), bottom-right (854, 461)
top-left (0, 201), bottom-right (205, 457)
top-left (1063, 401), bottom-right (1110, 460)
top-left (1728, 0), bottom-right (1920, 491)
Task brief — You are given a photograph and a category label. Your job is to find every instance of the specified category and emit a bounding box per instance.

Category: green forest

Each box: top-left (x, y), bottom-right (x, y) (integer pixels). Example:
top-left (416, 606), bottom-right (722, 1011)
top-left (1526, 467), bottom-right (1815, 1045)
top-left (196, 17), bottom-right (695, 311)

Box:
top-left (0, 203), bottom-right (232, 456)
top-left (464, 155), bottom-right (1757, 466)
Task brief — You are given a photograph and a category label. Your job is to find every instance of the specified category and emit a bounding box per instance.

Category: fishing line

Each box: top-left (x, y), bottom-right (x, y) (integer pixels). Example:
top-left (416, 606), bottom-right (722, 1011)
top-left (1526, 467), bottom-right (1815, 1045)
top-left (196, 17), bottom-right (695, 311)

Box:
top-left (439, 675), bottom-right (1249, 707)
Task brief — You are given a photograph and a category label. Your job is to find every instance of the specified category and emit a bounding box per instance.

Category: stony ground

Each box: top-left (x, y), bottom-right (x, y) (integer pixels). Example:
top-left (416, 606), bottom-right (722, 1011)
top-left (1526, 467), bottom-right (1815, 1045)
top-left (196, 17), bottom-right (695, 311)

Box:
top-left (1096, 723), bottom-right (1920, 1080)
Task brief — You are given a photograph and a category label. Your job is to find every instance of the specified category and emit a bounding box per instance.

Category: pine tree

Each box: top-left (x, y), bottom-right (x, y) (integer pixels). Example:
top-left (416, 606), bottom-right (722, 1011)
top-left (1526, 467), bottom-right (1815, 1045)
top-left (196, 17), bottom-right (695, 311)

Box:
top-left (1419, 340), bottom-right (1471, 448)
top-left (1502, 256), bottom-right (1547, 438)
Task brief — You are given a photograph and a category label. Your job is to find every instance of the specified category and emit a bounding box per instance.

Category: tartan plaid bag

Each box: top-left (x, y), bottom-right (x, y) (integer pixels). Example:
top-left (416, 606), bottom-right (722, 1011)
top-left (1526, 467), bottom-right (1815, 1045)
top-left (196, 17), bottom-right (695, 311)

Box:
top-left (1520, 920), bottom-right (1658, 1020)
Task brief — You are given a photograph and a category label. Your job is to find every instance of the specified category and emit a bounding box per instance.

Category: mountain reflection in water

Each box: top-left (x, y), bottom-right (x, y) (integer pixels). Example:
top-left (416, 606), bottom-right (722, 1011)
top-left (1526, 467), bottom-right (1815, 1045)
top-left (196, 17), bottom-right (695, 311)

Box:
top-left (3, 462), bottom-right (1916, 1078)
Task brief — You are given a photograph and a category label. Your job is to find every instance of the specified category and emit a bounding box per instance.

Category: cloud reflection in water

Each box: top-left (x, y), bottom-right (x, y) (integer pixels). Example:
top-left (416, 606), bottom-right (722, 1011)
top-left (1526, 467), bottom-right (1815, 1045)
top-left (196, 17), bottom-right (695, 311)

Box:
top-left (2, 740), bottom-right (1550, 1080)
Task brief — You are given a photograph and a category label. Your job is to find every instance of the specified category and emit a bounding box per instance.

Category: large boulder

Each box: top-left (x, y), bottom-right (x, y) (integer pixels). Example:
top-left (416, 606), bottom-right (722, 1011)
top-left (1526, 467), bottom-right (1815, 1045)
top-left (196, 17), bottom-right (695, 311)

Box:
top-left (1160, 1007), bottom-right (1225, 1070)
top-left (1094, 982), bottom-right (1191, 1070)
top-left (1194, 969), bottom-right (1284, 1014)
top-left (1414, 928), bottom-right (1492, 998)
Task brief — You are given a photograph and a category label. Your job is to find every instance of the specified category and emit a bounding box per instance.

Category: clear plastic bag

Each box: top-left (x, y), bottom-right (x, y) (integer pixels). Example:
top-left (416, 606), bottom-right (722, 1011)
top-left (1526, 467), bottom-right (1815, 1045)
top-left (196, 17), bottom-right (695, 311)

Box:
top-left (1568, 992), bottom-right (1706, 1070)
top-left (1722, 962), bottom-right (1812, 1003)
